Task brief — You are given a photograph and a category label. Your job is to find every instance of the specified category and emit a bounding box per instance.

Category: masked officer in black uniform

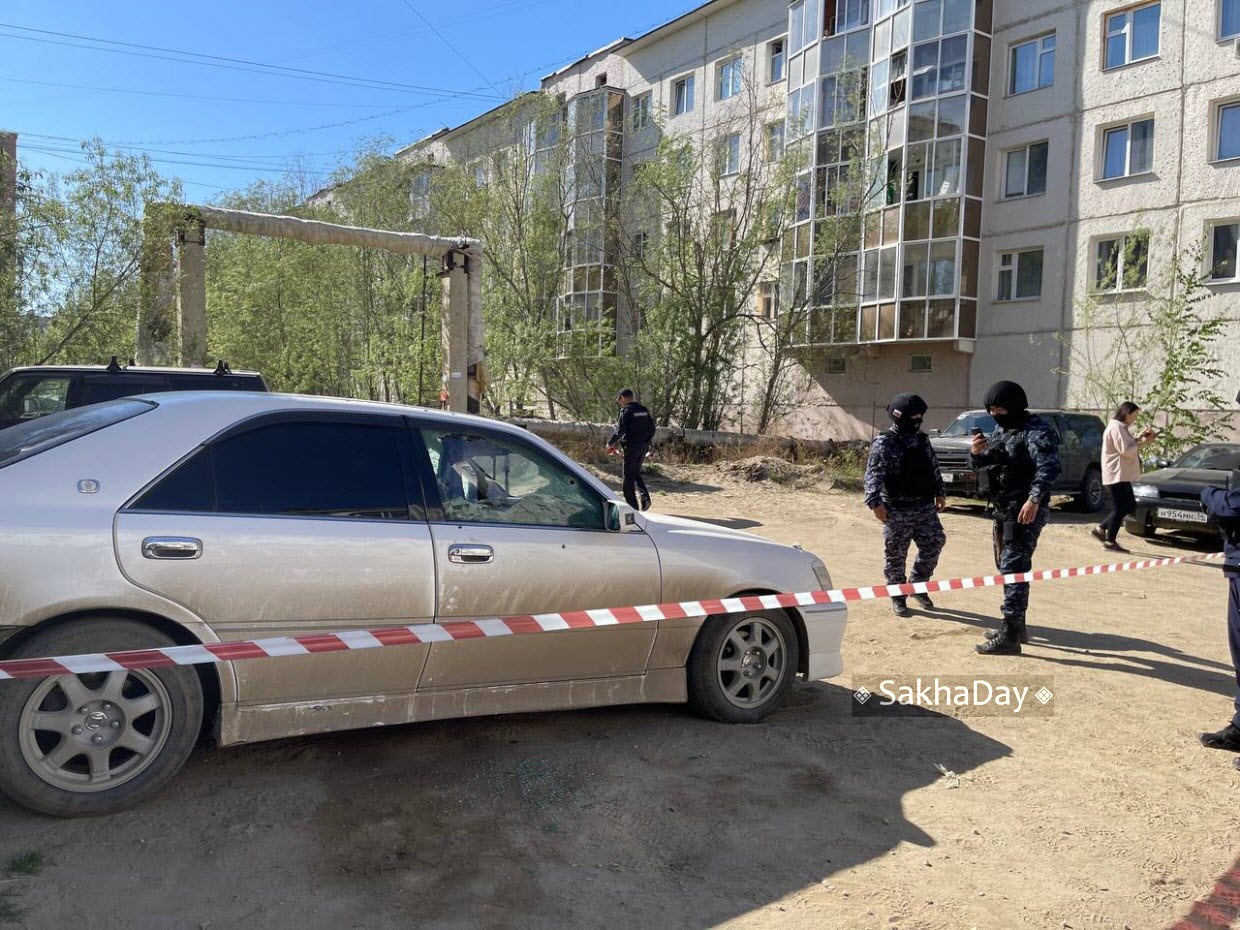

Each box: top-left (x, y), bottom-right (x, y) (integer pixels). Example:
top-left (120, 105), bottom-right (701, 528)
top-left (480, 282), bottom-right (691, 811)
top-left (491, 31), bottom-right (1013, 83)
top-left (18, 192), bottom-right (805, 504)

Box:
top-left (863, 393), bottom-right (948, 618)
top-left (970, 380), bottom-right (1061, 655)
top-left (607, 389), bottom-right (655, 511)
top-left (1198, 390), bottom-right (1240, 770)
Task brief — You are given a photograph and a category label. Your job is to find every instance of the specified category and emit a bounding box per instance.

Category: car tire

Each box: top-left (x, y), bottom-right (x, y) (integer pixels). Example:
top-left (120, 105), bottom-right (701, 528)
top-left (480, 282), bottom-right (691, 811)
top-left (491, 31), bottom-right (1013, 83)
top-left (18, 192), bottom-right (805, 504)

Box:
top-left (0, 618), bottom-right (203, 817)
top-left (687, 610), bottom-right (800, 724)
top-left (1076, 468), bottom-right (1106, 513)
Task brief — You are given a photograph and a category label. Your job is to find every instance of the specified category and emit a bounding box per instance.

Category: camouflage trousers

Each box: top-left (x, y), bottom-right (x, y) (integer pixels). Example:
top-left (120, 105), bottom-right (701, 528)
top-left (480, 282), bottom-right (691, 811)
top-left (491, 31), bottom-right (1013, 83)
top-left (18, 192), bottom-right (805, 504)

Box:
top-left (883, 501), bottom-right (947, 587)
top-left (992, 504), bottom-right (1050, 620)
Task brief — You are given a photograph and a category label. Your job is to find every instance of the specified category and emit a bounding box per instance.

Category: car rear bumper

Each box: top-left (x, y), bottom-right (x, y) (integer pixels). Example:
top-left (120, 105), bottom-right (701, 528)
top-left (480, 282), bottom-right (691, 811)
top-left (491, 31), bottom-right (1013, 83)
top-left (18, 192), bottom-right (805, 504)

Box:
top-left (799, 602), bottom-right (847, 680)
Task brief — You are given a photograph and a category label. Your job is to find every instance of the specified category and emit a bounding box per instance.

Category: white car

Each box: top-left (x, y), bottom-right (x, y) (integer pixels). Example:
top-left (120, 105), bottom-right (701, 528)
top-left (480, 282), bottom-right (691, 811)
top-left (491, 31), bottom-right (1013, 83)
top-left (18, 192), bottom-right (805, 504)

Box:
top-left (0, 393), bottom-right (847, 815)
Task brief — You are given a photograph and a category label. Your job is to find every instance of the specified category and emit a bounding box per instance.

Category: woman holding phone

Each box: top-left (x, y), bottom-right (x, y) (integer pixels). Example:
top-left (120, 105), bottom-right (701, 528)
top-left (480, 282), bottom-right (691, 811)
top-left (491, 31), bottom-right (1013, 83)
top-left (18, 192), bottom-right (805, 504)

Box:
top-left (1092, 401), bottom-right (1157, 552)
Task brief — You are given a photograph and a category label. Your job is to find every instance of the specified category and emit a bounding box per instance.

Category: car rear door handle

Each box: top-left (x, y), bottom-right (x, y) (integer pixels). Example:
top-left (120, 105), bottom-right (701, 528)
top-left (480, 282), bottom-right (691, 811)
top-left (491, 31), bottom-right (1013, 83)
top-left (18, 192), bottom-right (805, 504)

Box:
top-left (448, 544), bottom-right (493, 564)
top-left (141, 537), bottom-right (203, 560)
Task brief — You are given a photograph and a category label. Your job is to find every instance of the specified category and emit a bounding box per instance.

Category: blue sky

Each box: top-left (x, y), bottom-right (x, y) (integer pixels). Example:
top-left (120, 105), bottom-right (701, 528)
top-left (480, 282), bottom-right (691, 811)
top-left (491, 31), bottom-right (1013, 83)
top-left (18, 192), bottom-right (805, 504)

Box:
top-left (1, 0), bottom-right (689, 197)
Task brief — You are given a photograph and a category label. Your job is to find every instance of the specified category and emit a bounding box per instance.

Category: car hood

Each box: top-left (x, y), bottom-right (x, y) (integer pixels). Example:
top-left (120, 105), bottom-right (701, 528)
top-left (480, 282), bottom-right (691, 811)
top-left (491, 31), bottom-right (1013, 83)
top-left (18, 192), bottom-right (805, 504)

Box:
top-left (1141, 467), bottom-right (1230, 494)
top-left (930, 437), bottom-right (973, 452)
top-left (638, 511), bottom-right (781, 546)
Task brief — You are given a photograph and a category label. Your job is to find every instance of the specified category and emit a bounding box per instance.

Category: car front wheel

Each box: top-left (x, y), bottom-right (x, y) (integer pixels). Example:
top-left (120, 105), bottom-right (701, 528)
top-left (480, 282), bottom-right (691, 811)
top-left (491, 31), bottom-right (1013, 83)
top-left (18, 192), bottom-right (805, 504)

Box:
top-left (1077, 468), bottom-right (1106, 513)
top-left (0, 618), bottom-right (203, 817)
top-left (687, 610), bottom-right (800, 724)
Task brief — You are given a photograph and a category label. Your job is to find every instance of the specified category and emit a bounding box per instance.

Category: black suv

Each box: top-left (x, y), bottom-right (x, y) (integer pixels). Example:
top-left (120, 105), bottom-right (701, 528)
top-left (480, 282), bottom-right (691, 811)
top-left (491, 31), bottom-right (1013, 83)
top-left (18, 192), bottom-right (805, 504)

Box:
top-left (930, 409), bottom-right (1107, 512)
top-left (0, 359), bottom-right (267, 431)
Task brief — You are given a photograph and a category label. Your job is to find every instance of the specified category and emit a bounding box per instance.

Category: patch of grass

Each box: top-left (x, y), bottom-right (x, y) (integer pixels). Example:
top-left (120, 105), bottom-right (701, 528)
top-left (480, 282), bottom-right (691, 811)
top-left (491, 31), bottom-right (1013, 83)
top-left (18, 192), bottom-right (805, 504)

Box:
top-left (0, 887), bottom-right (25, 924)
top-left (5, 851), bottom-right (43, 877)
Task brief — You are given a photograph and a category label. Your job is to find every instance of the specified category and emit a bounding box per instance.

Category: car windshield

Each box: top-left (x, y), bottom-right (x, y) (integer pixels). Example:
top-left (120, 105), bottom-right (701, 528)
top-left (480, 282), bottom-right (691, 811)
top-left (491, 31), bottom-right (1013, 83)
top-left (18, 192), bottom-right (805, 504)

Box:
top-left (1174, 445), bottom-right (1240, 471)
top-left (940, 412), bottom-right (998, 437)
top-left (0, 399), bottom-right (154, 469)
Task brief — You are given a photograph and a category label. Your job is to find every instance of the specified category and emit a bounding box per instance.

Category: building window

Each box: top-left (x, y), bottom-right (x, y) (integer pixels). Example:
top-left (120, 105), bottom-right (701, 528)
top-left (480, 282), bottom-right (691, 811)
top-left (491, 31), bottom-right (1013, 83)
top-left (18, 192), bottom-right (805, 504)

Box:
top-left (1216, 101), bottom-right (1240, 162)
top-left (1003, 141), bottom-right (1049, 198)
top-left (631, 231), bottom-right (648, 262)
top-left (909, 354), bottom-right (933, 372)
top-left (759, 281), bottom-right (780, 319)
top-left (718, 56), bottom-right (743, 100)
top-left (1209, 221), bottom-right (1239, 282)
top-left (1101, 118), bottom-right (1154, 179)
top-left (768, 39), bottom-right (786, 83)
top-left (631, 92), bottom-right (652, 131)
top-left (472, 163), bottom-right (486, 188)
top-left (673, 75), bottom-right (695, 116)
top-left (1093, 232), bottom-right (1150, 292)
top-left (719, 133), bottom-right (742, 175)
top-left (1223, 0), bottom-right (1240, 39)
top-left (766, 120), bottom-right (785, 160)
top-left (1104, 3), bottom-right (1161, 70)
top-left (996, 248), bottom-right (1043, 301)
top-left (1009, 34), bottom-right (1055, 95)
top-left (825, 356), bottom-right (847, 374)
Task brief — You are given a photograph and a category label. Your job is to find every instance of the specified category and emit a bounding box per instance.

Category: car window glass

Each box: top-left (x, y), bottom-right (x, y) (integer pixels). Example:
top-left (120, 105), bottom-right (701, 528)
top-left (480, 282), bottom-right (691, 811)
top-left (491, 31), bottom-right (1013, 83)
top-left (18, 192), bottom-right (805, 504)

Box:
top-left (131, 448), bottom-right (214, 513)
top-left (0, 400), bottom-right (154, 469)
top-left (167, 374), bottom-right (263, 391)
top-left (0, 376), bottom-right (72, 421)
top-left (1070, 416), bottom-right (1102, 447)
top-left (1176, 446), bottom-right (1240, 470)
top-left (79, 377), bottom-right (170, 406)
top-left (213, 422), bottom-right (411, 519)
top-left (421, 427), bottom-right (603, 529)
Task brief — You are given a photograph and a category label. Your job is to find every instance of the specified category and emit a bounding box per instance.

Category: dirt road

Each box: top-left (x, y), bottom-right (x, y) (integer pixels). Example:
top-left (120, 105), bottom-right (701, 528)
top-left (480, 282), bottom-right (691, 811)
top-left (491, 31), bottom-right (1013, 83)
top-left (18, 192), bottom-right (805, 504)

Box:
top-left (1, 467), bottom-right (1237, 929)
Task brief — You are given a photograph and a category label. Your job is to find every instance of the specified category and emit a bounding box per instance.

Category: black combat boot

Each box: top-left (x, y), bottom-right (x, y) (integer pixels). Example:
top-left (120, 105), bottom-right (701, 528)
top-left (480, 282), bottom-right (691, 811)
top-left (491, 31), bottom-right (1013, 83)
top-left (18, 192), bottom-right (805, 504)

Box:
top-left (976, 618), bottom-right (1022, 655)
top-left (1200, 723), bottom-right (1240, 752)
top-left (639, 491), bottom-right (652, 511)
top-left (986, 622), bottom-right (1030, 644)
top-left (911, 593), bottom-right (935, 610)
top-left (891, 597), bottom-right (911, 618)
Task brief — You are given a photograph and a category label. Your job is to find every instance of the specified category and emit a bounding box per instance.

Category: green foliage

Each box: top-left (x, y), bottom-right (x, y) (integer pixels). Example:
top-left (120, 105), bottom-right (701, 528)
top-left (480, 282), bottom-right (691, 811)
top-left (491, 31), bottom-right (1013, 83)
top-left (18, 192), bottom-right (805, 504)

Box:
top-left (5, 851), bottom-right (44, 877)
top-left (2, 139), bottom-right (182, 368)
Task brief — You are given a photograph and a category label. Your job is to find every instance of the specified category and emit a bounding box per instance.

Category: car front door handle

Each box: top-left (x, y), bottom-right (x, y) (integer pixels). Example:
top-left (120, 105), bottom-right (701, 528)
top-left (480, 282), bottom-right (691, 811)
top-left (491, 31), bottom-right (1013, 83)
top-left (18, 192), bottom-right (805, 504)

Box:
top-left (448, 544), bottom-right (494, 564)
top-left (141, 537), bottom-right (203, 560)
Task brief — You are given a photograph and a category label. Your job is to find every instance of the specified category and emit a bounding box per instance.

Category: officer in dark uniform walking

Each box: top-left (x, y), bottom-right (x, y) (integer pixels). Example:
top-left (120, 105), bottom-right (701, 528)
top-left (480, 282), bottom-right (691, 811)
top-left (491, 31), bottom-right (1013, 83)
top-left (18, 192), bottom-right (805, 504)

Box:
top-left (863, 393), bottom-right (948, 618)
top-left (1198, 390), bottom-right (1240, 771)
top-left (970, 380), bottom-right (1061, 655)
top-left (607, 389), bottom-right (655, 511)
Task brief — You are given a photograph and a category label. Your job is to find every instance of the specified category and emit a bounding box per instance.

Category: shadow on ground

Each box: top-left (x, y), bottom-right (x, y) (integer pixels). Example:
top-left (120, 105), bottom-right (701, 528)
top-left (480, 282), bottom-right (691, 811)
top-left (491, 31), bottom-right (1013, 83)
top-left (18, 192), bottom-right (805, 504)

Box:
top-left (0, 684), bottom-right (1010, 930)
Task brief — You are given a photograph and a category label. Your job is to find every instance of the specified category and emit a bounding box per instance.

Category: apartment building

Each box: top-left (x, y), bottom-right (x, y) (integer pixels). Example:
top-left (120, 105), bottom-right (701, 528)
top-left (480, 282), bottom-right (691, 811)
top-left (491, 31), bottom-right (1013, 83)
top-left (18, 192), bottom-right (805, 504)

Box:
top-left (401, 0), bottom-right (1240, 437)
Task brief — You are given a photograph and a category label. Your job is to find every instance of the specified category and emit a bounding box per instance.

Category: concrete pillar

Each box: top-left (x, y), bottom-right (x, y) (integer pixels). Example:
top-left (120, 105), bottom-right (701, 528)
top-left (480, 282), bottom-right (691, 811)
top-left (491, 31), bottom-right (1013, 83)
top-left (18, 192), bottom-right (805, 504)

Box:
top-left (177, 220), bottom-right (208, 366)
top-left (0, 132), bottom-right (15, 216)
top-left (440, 249), bottom-right (469, 413)
top-left (465, 247), bottom-right (485, 413)
top-left (136, 211), bottom-right (177, 366)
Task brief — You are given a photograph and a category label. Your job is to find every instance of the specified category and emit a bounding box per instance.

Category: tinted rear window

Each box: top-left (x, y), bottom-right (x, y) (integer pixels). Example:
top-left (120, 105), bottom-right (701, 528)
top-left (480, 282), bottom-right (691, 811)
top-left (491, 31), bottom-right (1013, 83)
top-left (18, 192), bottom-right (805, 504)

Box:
top-left (0, 399), bottom-right (155, 469)
top-left (78, 377), bottom-right (170, 405)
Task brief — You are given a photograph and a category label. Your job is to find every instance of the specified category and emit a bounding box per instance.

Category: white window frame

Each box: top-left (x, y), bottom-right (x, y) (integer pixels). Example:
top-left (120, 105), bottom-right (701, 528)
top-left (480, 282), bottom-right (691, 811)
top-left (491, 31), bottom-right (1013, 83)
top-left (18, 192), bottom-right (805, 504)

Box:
top-left (718, 55), bottom-right (744, 101)
top-left (1098, 117), bottom-right (1155, 180)
top-left (758, 280), bottom-right (781, 319)
top-left (1008, 33), bottom-right (1055, 96)
top-left (1103, 2), bottom-right (1161, 71)
top-left (1001, 140), bottom-right (1049, 200)
top-left (631, 91), bottom-right (653, 131)
top-left (768, 37), bottom-right (787, 83)
top-left (1091, 232), bottom-right (1150, 293)
top-left (766, 121), bottom-right (786, 160)
top-left (1213, 98), bottom-right (1240, 163)
top-left (1222, 0), bottom-right (1240, 40)
top-left (720, 133), bottom-right (742, 176)
top-left (1207, 219), bottom-right (1240, 283)
top-left (672, 74), bottom-right (695, 116)
top-left (995, 248), bottom-right (1044, 302)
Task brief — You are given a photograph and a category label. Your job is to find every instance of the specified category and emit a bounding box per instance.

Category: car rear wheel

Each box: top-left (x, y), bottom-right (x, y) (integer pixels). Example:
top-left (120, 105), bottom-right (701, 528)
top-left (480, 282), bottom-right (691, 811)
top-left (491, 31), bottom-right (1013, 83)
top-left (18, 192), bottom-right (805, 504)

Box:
top-left (687, 611), bottom-right (800, 724)
top-left (0, 618), bottom-right (203, 817)
top-left (1076, 468), bottom-right (1106, 513)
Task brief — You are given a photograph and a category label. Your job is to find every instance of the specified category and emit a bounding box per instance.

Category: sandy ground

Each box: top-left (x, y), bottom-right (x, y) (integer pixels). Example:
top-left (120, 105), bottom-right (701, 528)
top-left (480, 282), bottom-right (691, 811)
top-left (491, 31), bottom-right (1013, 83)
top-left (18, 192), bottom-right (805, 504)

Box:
top-left (1, 464), bottom-right (1239, 929)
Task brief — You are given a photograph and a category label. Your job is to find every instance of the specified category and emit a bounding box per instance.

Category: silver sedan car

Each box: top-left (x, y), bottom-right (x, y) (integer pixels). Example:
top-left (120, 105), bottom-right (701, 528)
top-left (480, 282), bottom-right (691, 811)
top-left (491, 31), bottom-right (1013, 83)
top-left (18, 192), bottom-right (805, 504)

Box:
top-left (0, 393), bottom-right (847, 815)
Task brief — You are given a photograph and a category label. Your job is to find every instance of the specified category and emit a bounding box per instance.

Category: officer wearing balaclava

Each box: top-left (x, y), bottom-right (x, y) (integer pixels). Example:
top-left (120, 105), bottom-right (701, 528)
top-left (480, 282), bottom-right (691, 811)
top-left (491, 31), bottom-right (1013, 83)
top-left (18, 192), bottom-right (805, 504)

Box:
top-left (1198, 388), bottom-right (1240, 771)
top-left (969, 380), bottom-right (1061, 654)
top-left (863, 393), bottom-right (947, 618)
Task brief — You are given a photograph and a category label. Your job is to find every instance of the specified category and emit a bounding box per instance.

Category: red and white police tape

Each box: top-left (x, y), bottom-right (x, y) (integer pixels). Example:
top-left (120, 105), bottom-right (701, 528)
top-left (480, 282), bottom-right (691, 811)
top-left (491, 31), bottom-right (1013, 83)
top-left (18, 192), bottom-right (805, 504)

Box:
top-left (0, 550), bottom-right (1226, 681)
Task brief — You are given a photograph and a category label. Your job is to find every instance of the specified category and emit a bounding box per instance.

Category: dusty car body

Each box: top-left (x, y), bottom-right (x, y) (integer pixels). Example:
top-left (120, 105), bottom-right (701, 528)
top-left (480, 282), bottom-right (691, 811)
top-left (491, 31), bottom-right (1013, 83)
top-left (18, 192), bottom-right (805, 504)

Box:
top-left (0, 392), bottom-right (847, 815)
top-left (1125, 443), bottom-right (1240, 540)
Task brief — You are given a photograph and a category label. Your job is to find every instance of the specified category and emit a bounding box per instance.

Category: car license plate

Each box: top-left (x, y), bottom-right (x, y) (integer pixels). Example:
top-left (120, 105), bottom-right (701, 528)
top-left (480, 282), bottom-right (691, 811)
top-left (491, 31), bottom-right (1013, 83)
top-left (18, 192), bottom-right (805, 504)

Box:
top-left (942, 473), bottom-right (954, 483)
top-left (1156, 507), bottom-right (1208, 524)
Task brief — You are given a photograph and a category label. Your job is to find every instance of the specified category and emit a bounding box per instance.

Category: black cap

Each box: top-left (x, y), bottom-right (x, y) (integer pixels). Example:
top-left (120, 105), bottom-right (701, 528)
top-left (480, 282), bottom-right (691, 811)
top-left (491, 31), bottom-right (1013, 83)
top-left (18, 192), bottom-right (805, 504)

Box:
top-left (983, 380), bottom-right (1028, 412)
top-left (887, 392), bottom-right (928, 422)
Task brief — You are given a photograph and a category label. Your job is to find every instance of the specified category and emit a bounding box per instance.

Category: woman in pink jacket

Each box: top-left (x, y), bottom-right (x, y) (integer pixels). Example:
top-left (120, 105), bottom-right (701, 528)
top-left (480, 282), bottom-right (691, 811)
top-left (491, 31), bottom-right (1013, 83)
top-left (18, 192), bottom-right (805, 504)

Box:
top-left (1092, 401), bottom-right (1157, 552)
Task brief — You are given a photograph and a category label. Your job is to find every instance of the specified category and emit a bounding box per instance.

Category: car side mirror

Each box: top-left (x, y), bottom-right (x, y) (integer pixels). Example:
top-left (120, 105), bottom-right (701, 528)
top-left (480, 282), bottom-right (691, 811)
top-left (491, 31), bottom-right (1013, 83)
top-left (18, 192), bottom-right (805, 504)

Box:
top-left (928, 428), bottom-right (940, 437)
top-left (1155, 458), bottom-right (1171, 470)
top-left (606, 500), bottom-right (639, 533)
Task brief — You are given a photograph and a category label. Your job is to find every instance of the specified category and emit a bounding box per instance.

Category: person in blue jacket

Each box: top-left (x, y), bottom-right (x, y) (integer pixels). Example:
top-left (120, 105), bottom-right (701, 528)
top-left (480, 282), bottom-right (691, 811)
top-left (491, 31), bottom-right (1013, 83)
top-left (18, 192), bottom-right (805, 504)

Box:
top-left (1200, 399), bottom-right (1240, 771)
